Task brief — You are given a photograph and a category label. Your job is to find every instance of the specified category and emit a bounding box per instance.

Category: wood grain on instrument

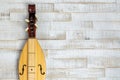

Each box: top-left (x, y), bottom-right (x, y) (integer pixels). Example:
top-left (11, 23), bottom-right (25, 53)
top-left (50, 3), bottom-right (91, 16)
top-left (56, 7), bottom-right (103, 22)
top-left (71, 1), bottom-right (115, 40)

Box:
top-left (19, 39), bottom-right (46, 80)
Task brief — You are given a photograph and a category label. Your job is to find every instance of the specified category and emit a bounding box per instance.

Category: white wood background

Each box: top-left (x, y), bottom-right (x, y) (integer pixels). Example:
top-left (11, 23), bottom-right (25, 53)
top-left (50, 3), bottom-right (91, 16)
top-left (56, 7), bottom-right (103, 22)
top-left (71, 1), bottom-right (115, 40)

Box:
top-left (0, 0), bottom-right (120, 80)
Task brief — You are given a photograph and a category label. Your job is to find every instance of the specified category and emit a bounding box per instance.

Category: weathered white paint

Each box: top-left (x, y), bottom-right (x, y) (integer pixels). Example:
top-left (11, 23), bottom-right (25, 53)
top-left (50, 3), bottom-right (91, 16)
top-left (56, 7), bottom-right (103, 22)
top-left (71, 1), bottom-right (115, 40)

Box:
top-left (106, 68), bottom-right (120, 77)
top-left (88, 57), bottom-right (120, 68)
top-left (54, 4), bottom-right (117, 12)
top-left (72, 13), bottom-right (120, 21)
top-left (0, 0), bottom-right (116, 3)
top-left (46, 58), bottom-right (87, 68)
top-left (93, 22), bottom-right (120, 30)
top-left (98, 78), bottom-right (120, 80)
top-left (51, 21), bottom-right (93, 30)
top-left (66, 30), bottom-right (120, 40)
top-left (47, 68), bottom-right (104, 78)
top-left (48, 49), bottom-right (120, 58)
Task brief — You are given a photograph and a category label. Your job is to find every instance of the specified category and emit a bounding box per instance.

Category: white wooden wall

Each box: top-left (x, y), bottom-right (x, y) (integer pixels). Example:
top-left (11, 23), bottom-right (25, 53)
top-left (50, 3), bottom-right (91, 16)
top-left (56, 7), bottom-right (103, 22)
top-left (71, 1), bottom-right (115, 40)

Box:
top-left (0, 0), bottom-right (120, 80)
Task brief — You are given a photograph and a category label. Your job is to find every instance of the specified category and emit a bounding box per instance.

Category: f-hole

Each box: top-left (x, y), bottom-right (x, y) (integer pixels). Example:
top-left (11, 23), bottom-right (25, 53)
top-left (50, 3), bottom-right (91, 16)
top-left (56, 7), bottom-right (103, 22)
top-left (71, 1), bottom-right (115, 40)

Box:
top-left (19, 64), bottom-right (26, 75)
top-left (38, 64), bottom-right (45, 75)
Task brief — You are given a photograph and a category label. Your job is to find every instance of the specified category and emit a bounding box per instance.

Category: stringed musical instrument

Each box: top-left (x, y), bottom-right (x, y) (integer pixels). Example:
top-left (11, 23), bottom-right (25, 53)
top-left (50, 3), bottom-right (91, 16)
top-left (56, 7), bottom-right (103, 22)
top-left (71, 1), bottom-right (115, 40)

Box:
top-left (18, 4), bottom-right (46, 80)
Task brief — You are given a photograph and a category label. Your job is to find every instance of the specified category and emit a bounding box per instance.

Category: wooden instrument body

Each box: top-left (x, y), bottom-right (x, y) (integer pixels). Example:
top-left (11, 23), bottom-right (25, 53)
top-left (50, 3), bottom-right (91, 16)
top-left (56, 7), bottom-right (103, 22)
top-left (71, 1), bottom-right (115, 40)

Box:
top-left (19, 38), bottom-right (46, 80)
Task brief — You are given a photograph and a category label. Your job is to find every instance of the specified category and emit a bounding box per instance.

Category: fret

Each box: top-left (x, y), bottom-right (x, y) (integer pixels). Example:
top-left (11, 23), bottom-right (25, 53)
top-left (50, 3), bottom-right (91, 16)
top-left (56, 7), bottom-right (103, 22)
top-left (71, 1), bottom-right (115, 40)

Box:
top-left (28, 52), bottom-right (35, 54)
top-left (28, 39), bottom-right (35, 53)
top-left (28, 74), bottom-right (35, 80)
top-left (28, 72), bottom-right (36, 74)
top-left (28, 66), bottom-right (35, 67)
top-left (28, 53), bottom-right (35, 66)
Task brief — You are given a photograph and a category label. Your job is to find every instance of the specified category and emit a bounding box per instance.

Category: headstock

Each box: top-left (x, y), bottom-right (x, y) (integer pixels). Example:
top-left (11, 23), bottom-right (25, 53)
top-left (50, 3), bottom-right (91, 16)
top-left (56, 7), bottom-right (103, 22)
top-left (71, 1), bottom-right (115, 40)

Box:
top-left (26, 4), bottom-right (37, 38)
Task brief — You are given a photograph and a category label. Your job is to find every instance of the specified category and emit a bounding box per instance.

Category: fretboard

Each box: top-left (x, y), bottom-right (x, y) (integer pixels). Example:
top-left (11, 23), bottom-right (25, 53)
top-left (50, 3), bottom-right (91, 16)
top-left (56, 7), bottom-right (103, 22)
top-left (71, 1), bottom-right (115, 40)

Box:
top-left (28, 39), bottom-right (36, 80)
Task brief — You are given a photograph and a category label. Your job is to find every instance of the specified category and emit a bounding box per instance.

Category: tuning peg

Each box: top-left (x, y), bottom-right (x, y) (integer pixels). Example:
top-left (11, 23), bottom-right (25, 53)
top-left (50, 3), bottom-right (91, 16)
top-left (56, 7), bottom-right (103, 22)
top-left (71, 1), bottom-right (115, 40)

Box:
top-left (35, 24), bottom-right (38, 28)
top-left (25, 27), bottom-right (29, 31)
top-left (25, 19), bottom-right (29, 23)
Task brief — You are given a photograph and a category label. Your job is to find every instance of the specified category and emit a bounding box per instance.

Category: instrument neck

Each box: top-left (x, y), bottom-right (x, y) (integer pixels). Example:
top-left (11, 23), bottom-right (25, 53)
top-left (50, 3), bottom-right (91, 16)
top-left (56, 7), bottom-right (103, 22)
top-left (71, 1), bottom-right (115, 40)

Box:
top-left (28, 4), bottom-right (36, 38)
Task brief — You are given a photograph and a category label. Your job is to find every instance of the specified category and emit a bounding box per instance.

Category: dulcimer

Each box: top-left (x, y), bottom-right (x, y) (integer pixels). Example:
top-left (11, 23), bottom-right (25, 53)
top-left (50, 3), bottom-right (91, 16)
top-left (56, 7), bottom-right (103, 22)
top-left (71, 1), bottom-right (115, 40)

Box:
top-left (18, 4), bottom-right (46, 80)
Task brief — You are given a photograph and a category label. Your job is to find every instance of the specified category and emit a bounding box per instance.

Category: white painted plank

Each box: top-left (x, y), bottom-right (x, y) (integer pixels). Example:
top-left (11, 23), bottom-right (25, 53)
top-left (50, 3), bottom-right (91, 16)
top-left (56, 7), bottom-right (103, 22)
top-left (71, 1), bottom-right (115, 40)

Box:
top-left (63, 40), bottom-right (120, 49)
top-left (1, 79), bottom-right (17, 80)
top-left (51, 21), bottom-right (93, 30)
top-left (0, 31), bottom-right (21, 40)
top-left (0, 20), bottom-right (25, 28)
top-left (0, 13), bottom-right (9, 20)
top-left (98, 78), bottom-right (120, 80)
top-left (62, 0), bottom-right (116, 3)
top-left (10, 12), bottom-right (71, 22)
top-left (0, 0), bottom-right (116, 3)
top-left (46, 58), bottom-right (87, 68)
top-left (0, 72), bottom-right (17, 79)
top-left (93, 22), bottom-right (120, 30)
top-left (36, 31), bottom-right (66, 40)
top-left (47, 68), bottom-right (104, 78)
top-left (116, 0), bottom-right (120, 4)
top-left (0, 3), bottom-right (25, 13)
top-left (55, 4), bottom-right (116, 12)
top-left (0, 50), bottom-right (19, 69)
top-left (48, 49), bottom-right (120, 58)
top-left (72, 13), bottom-right (120, 21)
top-left (0, 0), bottom-right (59, 3)
top-left (106, 68), bottom-right (120, 77)
top-left (46, 78), bottom-right (96, 80)
top-left (66, 30), bottom-right (120, 40)
top-left (38, 40), bottom-right (66, 49)
top-left (0, 50), bottom-right (18, 79)
top-left (0, 40), bottom-right (19, 50)
top-left (88, 57), bottom-right (120, 68)
top-left (36, 4), bottom-right (54, 12)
